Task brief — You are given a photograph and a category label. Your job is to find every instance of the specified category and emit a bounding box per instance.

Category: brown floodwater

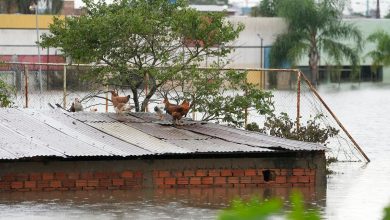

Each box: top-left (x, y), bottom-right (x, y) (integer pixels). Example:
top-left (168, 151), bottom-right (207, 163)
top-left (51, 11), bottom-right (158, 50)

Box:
top-left (1, 82), bottom-right (390, 219)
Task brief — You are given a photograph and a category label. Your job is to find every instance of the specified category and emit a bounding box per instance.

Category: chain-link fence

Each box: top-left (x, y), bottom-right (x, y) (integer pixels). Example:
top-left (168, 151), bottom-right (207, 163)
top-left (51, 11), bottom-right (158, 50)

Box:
top-left (245, 69), bottom-right (368, 162)
top-left (0, 62), bottom-right (369, 162)
top-left (0, 62), bottom-right (108, 111)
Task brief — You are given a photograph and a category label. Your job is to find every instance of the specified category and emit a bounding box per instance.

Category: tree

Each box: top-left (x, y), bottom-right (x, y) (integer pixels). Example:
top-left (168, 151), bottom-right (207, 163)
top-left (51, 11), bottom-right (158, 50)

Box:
top-left (41, 0), bottom-right (273, 126)
top-left (366, 30), bottom-right (390, 68)
top-left (41, 0), bottom-right (238, 112)
top-left (250, 0), bottom-right (280, 17)
top-left (270, 0), bottom-right (363, 86)
top-left (166, 68), bottom-right (274, 127)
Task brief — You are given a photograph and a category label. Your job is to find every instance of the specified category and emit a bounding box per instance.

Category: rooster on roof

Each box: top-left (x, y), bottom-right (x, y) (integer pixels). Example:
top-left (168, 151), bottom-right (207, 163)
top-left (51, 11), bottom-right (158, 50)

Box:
top-left (163, 97), bottom-right (190, 125)
top-left (110, 90), bottom-right (131, 114)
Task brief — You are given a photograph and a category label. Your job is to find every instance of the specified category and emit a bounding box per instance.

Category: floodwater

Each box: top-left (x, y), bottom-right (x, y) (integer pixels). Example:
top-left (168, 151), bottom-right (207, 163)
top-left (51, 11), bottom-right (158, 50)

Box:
top-left (1, 82), bottom-right (390, 219)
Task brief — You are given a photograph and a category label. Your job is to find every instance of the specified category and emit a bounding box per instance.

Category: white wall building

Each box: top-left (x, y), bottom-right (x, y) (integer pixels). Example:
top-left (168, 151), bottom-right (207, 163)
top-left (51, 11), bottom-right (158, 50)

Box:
top-left (1, 15), bottom-right (389, 83)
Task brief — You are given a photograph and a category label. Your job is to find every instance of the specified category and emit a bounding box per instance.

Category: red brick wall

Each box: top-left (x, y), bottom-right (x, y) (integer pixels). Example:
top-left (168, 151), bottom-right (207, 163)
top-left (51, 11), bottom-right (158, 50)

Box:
top-left (0, 168), bottom-right (315, 192)
top-left (153, 168), bottom-right (315, 189)
top-left (0, 170), bottom-right (143, 192)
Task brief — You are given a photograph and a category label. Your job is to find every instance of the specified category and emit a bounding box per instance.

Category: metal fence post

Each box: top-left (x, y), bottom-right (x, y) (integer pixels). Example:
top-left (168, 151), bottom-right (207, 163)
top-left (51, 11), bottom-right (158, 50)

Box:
top-left (244, 89), bottom-right (248, 128)
top-left (63, 65), bottom-right (67, 108)
top-left (105, 85), bottom-right (109, 113)
top-left (296, 71), bottom-right (301, 131)
top-left (24, 65), bottom-right (28, 108)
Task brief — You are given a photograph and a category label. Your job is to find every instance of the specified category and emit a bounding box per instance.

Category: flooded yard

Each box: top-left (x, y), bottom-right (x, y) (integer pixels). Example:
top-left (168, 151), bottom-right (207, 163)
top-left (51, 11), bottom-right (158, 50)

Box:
top-left (1, 82), bottom-right (390, 219)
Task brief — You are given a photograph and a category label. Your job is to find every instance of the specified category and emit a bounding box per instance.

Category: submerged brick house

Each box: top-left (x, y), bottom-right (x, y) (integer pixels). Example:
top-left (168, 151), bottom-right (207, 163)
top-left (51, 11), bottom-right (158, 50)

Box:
top-left (0, 108), bottom-right (326, 192)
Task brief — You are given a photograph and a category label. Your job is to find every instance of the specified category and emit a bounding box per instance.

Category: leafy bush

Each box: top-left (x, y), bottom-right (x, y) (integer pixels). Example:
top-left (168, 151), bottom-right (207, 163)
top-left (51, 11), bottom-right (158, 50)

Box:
top-left (384, 204), bottom-right (390, 220)
top-left (0, 79), bottom-right (14, 107)
top-left (247, 112), bottom-right (339, 146)
top-left (218, 191), bottom-right (320, 220)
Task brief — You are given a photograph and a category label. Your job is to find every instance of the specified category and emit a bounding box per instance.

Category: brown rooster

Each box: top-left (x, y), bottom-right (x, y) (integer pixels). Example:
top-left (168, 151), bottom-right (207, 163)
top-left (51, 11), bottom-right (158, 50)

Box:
top-left (110, 90), bottom-right (131, 114)
top-left (163, 97), bottom-right (190, 125)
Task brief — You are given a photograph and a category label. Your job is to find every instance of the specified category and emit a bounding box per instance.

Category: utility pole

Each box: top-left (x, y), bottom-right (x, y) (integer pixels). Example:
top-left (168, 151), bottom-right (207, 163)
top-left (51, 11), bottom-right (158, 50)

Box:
top-left (257, 33), bottom-right (264, 88)
top-left (29, 1), bottom-right (43, 98)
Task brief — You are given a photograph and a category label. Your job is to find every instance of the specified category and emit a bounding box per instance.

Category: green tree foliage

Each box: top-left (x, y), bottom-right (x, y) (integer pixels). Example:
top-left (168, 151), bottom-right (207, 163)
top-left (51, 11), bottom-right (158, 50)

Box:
top-left (40, 0), bottom-right (239, 111)
top-left (247, 113), bottom-right (339, 146)
top-left (366, 30), bottom-right (390, 68)
top-left (270, 0), bottom-right (363, 86)
top-left (40, 0), bottom-right (273, 126)
top-left (171, 68), bottom-right (274, 127)
top-left (250, 0), bottom-right (280, 17)
top-left (218, 191), bottom-right (320, 220)
top-left (0, 78), bottom-right (14, 107)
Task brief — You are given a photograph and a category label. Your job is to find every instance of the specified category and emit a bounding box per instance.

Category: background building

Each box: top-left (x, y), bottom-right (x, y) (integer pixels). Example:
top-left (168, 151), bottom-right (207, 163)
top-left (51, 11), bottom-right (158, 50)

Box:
top-left (0, 2), bottom-right (389, 84)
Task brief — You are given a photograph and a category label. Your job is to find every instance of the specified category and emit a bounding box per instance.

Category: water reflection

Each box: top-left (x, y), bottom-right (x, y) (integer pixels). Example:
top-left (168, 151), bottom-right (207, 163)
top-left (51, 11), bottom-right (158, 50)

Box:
top-left (2, 83), bottom-right (390, 219)
top-left (0, 186), bottom-right (325, 220)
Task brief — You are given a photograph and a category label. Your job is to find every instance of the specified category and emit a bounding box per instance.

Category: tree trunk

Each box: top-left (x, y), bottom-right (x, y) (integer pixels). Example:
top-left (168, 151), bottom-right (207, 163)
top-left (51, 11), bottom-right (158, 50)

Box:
top-left (309, 50), bottom-right (319, 87)
top-left (131, 87), bottom-right (140, 112)
top-left (141, 84), bottom-right (157, 112)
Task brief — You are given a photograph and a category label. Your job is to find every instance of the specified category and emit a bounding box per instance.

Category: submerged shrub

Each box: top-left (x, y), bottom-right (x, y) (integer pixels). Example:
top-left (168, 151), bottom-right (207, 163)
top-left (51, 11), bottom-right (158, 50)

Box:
top-left (247, 113), bottom-right (339, 146)
top-left (218, 191), bottom-right (320, 220)
top-left (0, 79), bottom-right (14, 107)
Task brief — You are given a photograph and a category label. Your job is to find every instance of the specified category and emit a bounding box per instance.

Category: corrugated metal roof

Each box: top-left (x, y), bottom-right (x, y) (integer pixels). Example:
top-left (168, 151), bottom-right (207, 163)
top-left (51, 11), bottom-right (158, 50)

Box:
top-left (87, 122), bottom-right (191, 154)
top-left (0, 147), bottom-right (16, 160)
top-left (129, 112), bottom-right (166, 122)
top-left (64, 112), bottom-right (118, 123)
top-left (26, 110), bottom-right (151, 156)
top-left (182, 123), bottom-right (276, 148)
top-left (0, 109), bottom-right (325, 160)
top-left (182, 123), bottom-right (325, 151)
top-left (0, 122), bottom-right (64, 158)
top-left (126, 122), bottom-right (207, 140)
top-left (129, 112), bottom-right (196, 125)
top-left (167, 138), bottom-right (274, 153)
top-left (0, 109), bottom-right (113, 157)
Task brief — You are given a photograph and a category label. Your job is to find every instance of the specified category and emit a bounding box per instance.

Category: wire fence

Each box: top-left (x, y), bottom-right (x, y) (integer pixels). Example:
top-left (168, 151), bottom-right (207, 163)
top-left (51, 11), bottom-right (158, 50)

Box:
top-left (0, 62), bottom-right (369, 162)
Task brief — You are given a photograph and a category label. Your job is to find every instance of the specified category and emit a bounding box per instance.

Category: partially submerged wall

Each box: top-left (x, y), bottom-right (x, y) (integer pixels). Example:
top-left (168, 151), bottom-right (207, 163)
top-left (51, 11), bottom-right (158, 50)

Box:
top-left (0, 152), bottom-right (325, 192)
